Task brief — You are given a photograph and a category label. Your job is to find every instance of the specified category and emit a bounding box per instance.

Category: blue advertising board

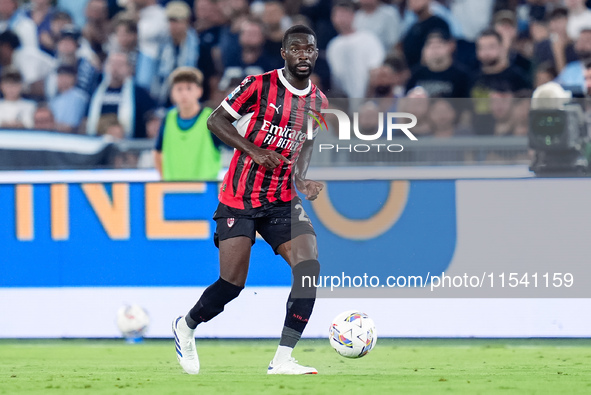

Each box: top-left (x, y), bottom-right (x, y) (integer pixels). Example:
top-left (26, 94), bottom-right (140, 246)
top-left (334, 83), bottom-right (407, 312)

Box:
top-left (0, 181), bottom-right (456, 288)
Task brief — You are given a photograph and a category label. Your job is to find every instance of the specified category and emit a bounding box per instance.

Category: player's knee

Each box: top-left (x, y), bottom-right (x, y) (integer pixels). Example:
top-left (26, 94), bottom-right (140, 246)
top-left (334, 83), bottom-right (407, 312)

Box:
top-left (292, 259), bottom-right (320, 279)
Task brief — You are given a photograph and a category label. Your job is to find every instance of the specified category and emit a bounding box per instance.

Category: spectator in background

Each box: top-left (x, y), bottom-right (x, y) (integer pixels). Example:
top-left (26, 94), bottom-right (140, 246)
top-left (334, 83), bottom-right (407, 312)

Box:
top-left (493, 10), bottom-right (532, 78)
top-left (398, 86), bottom-right (431, 136)
top-left (96, 113), bottom-right (124, 140)
top-left (25, 0), bottom-right (55, 55)
top-left (565, 0), bottom-right (591, 40)
top-left (327, 0), bottom-right (384, 98)
top-left (87, 52), bottom-right (155, 138)
top-left (471, 29), bottom-right (530, 99)
top-left (0, 0), bottom-right (38, 49)
top-left (535, 62), bottom-right (558, 88)
top-left (154, 67), bottom-right (221, 181)
top-left (533, 7), bottom-right (578, 73)
top-left (42, 11), bottom-right (72, 56)
top-left (33, 103), bottom-right (56, 130)
top-left (132, 0), bottom-right (169, 91)
top-left (219, 18), bottom-right (272, 92)
top-left (401, 0), bottom-right (451, 69)
top-left (556, 28), bottom-right (591, 96)
top-left (153, 1), bottom-right (199, 105)
top-left (428, 99), bottom-right (462, 138)
top-left (353, 0), bottom-right (402, 53)
top-left (82, 0), bottom-right (110, 63)
top-left (471, 29), bottom-right (530, 135)
top-left (217, 0), bottom-right (249, 68)
top-left (406, 30), bottom-right (472, 98)
top-left (49, 64), bottom-right (88, 132)
top-left (0, 30), bottom-right (56, 98)
top-left (490, 90), bottom-right (515, 136)
top-left (367, 57), bottom-right (409, 101)
top-left (111, 16), bottom-right (139, 72)
top-left (144, 108), bottom-right (163, 139)
top-left (0, 67), bottom-right (36, 129)
top-left (261, 1), bottom-right (289, 69)
top-left (57, 0), bottom-right (90, 28)
top-left (46, 25), bottom-right (100, 99)
top-left (195, 0), bottom-right (228, 100)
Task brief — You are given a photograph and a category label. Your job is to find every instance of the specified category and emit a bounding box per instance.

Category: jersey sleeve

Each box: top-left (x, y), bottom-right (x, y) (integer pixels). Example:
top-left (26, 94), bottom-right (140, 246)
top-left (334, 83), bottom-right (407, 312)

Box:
top-left (220, 75), bottom-right (259, 120)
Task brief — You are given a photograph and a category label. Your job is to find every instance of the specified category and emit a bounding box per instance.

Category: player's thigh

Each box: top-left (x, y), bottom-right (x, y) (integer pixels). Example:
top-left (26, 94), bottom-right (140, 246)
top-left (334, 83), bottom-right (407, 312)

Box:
top-left (218, 236), bottom-right (252, 287)
top-left (214, 216), bottom-right (256, 287)
top-left (256, 199), bottom-right (316, 263)
top-left (277, 233), bottom-right (318, 268)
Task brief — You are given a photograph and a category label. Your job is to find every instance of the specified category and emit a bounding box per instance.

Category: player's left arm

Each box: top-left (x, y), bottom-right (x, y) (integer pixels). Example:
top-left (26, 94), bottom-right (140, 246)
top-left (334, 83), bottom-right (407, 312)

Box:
top-left (294, 136), bottom-right (323, 201)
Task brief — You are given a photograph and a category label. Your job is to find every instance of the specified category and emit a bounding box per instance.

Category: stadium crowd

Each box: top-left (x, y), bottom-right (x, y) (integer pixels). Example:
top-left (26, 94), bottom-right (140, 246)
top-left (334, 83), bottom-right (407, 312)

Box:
top-left (0, 0), bottom-right (590, 141)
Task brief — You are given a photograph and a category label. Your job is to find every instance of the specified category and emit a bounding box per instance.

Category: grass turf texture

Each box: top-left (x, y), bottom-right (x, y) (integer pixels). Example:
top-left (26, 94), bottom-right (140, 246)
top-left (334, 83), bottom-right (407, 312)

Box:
top-left (2, 339), bottom-right (591, 394)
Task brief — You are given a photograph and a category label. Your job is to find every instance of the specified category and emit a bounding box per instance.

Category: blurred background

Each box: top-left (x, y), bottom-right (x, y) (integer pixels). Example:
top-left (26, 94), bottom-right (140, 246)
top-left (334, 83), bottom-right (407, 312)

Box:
top-left (1, 0), bottom-right (590, 169)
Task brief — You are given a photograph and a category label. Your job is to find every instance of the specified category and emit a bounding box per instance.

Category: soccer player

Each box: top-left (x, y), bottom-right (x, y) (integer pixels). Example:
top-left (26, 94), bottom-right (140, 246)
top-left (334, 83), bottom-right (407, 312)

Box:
top-left (172, 25), bottom-right (328, 375)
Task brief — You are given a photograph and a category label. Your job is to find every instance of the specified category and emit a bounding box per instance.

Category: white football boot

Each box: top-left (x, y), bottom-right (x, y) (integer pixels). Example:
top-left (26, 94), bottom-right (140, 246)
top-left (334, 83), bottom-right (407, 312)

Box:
top-left (267, 357), bottom-right (318, 375)
top-left (172, 316), bottom-right (200, 374)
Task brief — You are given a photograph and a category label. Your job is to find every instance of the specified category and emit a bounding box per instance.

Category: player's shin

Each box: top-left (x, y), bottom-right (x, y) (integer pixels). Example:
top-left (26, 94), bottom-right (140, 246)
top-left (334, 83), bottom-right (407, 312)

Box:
top-left (185, 277), bottom-right (244, 329)
top-left (274, 259), bottom-right (320, 363)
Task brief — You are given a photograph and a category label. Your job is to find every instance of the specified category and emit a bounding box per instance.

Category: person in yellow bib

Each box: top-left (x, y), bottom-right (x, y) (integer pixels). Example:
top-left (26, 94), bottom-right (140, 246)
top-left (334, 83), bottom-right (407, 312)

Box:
top-left (153, 67), bottom-right (224, 181)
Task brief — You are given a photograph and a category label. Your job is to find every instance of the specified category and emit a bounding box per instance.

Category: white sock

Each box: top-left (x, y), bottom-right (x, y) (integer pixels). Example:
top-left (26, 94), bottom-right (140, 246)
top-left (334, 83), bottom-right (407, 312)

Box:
top-left (177, 315), bottom-right (195, 338)
top-left (272, 345), bottom-right (293, 364)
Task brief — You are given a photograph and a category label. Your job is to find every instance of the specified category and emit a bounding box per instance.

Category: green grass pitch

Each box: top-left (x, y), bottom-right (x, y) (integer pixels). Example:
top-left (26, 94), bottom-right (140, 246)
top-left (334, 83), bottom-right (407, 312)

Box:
top-left (2, 339), bottom-right (591, 394)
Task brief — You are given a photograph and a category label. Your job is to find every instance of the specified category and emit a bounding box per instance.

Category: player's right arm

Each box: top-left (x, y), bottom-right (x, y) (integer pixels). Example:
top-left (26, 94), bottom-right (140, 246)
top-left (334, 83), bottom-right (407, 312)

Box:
top-left (207, 76), bottom-right (290, 170)
top-left (207, 108), bottom-right (290, 170)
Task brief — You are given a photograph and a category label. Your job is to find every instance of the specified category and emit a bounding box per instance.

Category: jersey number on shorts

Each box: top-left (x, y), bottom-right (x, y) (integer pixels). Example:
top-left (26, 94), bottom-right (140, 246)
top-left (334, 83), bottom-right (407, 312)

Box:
top-left (294, 204), bottom-right (310, 223)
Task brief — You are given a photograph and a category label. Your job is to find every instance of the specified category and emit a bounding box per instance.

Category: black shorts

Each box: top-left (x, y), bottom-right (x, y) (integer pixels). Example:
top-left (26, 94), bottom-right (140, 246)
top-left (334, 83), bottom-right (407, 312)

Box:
top-left (213, 197), bottom-right (316, 254)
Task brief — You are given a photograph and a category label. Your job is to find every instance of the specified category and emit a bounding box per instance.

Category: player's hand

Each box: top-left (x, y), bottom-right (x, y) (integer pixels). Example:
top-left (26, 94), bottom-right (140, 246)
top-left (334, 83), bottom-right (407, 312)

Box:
top-left (296, 179), bottom-right (324, 201)
top-left (250, 147), bottom-right (291, 170)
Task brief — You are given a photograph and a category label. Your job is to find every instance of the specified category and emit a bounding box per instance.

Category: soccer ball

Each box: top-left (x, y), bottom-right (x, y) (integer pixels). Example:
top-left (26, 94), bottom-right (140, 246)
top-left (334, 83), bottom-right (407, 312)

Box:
top-left (116, 304), bottom-right (150, 340)
top-left (329, 310), bottom-right (377, 358)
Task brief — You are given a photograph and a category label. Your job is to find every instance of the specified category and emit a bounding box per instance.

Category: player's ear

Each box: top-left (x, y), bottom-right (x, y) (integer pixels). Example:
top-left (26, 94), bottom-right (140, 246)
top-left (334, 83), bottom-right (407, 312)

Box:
top-left (281, 48), bottom-right (286, 60)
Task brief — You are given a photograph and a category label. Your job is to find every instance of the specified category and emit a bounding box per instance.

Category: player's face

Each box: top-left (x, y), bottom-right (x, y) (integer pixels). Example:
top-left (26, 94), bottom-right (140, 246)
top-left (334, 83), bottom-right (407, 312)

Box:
top-left (281, 33), bottom-right (318, 81)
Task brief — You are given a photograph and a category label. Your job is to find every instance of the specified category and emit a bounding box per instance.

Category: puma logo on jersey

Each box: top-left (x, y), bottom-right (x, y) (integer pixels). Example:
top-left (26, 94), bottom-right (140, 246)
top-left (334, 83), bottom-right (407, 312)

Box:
top-left (270, 103), bottom-right (282, 114)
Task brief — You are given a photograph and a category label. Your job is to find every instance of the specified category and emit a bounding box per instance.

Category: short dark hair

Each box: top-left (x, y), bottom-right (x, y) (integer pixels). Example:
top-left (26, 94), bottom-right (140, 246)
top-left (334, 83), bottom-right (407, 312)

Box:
top-left (548, 7), bottom-right (568, 21)
top-left (115, 17), bottom-right (138, 34)
top-left (478, 28), bottom-right (503, 44)
top-left (332, 0), bottom-right (355, 11)
top-left (1, 67), bottom-right (22, 83)
top-left (384, 55), bottom-right (408, 73)
top-left (282, 24), bottom-right (317, 49)
top-left (0, 30), bottom-right (20, 49)
top-left (52, 11), bottom-right (72, 23)
top-left (584, 57), bottom-right (591, 70)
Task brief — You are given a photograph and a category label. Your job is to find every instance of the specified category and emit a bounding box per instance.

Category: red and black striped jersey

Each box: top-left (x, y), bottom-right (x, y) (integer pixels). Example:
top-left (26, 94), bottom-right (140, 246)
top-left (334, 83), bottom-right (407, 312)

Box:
top-left (218, 68), bottom-right (329, 210)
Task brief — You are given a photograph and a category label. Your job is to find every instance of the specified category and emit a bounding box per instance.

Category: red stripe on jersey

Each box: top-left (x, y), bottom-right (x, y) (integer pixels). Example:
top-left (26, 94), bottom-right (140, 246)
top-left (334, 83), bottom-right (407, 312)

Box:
top-left (264, 90), bottom-right (294, 205)
top-left (249, 72), bottom-right (278, 207)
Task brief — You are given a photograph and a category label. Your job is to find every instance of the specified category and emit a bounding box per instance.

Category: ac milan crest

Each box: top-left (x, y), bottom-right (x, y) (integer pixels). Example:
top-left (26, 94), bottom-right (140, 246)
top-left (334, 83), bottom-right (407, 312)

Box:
top-left (227, 218), bottom-right (235, 228)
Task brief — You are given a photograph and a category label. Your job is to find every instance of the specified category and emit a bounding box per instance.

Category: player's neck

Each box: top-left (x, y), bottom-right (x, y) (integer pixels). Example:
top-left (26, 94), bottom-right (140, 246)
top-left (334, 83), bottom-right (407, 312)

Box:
top-left (178, 103), bottom-right (201, 119)
top-left (281, 69), bottom-right (309, 91)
